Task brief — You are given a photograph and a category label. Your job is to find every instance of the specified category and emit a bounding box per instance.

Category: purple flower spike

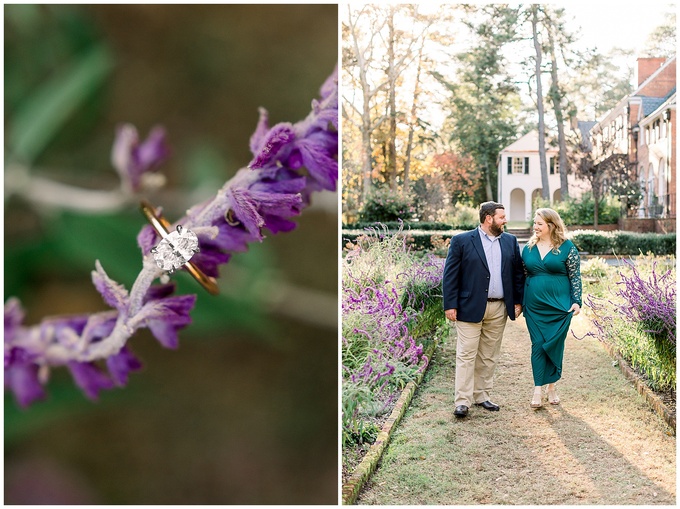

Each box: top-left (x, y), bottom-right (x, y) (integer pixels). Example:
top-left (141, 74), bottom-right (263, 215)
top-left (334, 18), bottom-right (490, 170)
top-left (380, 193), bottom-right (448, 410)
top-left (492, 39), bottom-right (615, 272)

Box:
top-left (112, 124), bottom-right (170, 192)
top-left (5, 66), bottom-right (338, 407)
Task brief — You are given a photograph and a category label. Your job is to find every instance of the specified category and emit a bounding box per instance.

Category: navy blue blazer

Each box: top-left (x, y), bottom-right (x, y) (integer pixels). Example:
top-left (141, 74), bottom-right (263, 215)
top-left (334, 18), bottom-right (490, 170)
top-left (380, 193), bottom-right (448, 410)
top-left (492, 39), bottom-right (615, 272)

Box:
top-left (442, 228), bottom-right (525, 323)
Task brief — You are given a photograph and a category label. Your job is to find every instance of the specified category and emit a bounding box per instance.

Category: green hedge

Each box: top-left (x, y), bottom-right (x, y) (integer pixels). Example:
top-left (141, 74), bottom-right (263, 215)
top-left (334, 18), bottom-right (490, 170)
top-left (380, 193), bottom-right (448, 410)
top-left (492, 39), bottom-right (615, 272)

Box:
top-left (343, 221), bottom-right (476, 231)
top-left (571, 231), bottom-right (675, 255)
top-left (343, 229), bottom-right (676, 256)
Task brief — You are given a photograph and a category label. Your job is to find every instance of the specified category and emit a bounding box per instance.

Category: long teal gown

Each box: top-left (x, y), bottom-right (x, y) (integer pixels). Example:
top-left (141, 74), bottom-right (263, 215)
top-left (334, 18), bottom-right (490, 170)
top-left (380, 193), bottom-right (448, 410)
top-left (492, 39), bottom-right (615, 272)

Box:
top-left (522, 239), bottom-right (582, 386)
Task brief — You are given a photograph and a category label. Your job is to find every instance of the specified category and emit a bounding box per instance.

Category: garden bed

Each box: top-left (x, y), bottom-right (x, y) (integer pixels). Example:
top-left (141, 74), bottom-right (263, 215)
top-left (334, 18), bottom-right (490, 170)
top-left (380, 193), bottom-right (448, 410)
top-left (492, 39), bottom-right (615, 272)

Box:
top-left (342, 336), bottom-right (441, 505)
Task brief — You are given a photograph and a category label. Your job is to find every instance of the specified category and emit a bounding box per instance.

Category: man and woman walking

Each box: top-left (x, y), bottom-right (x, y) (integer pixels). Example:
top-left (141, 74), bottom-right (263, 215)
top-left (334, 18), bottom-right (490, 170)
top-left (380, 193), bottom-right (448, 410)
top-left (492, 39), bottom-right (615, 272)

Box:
top-left (442, 201), bottom-right (582, 417)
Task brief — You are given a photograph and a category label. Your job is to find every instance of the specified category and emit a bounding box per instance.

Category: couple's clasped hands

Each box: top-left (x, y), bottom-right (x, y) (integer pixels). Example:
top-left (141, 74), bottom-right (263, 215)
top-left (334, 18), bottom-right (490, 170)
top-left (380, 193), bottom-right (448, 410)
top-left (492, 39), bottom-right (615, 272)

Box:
top-left (445, 304), bottom-right (524, 322)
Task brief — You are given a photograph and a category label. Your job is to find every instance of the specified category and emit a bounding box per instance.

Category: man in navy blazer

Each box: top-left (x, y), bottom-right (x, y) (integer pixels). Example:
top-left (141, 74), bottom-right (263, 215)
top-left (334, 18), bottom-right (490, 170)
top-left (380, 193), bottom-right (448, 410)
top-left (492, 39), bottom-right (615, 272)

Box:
top-left (442, 201), bottom-right (525, 418)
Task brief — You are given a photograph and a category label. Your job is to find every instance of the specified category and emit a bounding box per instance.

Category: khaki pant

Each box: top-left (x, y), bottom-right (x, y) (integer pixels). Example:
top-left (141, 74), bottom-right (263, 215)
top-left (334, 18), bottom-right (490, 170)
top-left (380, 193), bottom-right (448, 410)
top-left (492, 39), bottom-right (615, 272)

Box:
top-left (454, 300), bottom-right (508, 407)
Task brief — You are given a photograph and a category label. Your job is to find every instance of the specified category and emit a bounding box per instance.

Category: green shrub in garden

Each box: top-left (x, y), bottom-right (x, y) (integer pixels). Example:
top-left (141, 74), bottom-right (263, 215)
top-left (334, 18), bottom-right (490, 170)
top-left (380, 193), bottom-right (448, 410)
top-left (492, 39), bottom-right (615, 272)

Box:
top-left (358, 187), bottom-right (415, 223)
top-left (533, 193), bottom-right (620, 225)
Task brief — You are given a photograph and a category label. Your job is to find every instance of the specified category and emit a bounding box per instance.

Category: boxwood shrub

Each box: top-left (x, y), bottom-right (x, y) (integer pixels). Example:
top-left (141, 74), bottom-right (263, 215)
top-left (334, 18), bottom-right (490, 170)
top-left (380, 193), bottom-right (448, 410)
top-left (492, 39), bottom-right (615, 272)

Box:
top-left (571, 231), bottom-right (676, 255)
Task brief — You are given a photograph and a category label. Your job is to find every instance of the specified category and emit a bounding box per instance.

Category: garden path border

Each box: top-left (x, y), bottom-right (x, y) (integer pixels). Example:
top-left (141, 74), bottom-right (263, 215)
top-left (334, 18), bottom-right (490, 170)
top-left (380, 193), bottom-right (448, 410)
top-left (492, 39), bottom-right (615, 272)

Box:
top-left (600, 341), bottom-right (676, 433)
top-left (341, 338), bottom-right (440, 505)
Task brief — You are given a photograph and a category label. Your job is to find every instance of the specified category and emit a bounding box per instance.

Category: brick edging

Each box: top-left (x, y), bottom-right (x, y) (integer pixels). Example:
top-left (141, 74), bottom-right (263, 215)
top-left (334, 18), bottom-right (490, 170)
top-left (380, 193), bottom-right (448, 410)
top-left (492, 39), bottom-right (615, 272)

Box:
top-left (341, 338), bottom-right (440, 505)
top-left (600, 341), bottom-right (676, 433)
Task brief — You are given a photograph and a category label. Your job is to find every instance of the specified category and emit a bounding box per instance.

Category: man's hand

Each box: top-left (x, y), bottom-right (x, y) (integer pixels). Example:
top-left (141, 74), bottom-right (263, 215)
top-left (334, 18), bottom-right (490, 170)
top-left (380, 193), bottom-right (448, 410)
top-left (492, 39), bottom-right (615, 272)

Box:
top-left (515, 304), bottom-right (522, 317)
top-left (445, 308), bottom-right (457, 322)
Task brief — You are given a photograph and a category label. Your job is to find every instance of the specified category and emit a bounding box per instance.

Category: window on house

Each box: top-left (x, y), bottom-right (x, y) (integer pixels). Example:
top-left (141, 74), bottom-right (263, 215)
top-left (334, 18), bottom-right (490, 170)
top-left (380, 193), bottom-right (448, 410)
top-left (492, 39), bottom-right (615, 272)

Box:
top-left (549, 157), bottom-right (559, 175)
top-left (506, 156), bottom-right (528, 174)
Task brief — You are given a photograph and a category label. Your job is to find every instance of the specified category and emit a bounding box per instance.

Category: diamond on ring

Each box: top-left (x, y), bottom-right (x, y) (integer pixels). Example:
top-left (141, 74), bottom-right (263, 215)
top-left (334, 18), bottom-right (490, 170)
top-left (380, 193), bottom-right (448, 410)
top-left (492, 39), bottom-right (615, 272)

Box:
top-left (151, 225), bottom-right (200, 273)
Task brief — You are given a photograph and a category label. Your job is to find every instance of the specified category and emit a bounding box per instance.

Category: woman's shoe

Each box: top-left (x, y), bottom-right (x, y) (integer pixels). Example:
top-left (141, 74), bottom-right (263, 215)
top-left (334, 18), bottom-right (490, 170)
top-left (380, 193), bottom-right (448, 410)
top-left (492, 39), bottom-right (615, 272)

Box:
top-left (530, 390), bottom-right (543, 409)
top-left (547, 385), bottom-right (560, 405)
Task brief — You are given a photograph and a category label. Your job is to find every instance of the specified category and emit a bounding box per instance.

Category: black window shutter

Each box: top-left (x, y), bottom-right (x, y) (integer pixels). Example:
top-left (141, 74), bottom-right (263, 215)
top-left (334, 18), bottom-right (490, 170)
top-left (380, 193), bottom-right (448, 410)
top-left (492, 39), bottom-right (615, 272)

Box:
top-left (549, 157), bottom-right (554, 174)
top-left (507, 157), bottom-right (512, 174)
top-left (524, 157), bottom-right (529, 174)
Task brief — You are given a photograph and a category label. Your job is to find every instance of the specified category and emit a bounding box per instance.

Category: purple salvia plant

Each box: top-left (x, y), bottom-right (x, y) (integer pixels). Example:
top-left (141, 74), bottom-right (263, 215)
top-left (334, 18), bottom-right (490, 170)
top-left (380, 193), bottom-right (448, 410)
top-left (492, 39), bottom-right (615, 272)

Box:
top-left (615, 260), bottom-right (676, 346)
top-left (342, 238), bottom-right (443, 402)
top-left (5, 66), bottom-right (338, 408)
top-left (579, 260), bottom-right (676, 350)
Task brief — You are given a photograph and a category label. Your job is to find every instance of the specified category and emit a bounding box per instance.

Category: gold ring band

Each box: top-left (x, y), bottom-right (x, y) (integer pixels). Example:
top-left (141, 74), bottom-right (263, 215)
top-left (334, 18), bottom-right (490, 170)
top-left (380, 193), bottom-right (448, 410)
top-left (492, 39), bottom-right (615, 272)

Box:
top-left (140, 200), bottom-right (219, 295)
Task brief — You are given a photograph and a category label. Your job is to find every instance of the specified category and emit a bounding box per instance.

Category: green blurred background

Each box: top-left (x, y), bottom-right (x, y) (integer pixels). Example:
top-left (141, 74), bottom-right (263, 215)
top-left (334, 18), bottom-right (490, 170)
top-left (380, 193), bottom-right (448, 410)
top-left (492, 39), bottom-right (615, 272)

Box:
top-left (4, 4), bottom-right (338, 504)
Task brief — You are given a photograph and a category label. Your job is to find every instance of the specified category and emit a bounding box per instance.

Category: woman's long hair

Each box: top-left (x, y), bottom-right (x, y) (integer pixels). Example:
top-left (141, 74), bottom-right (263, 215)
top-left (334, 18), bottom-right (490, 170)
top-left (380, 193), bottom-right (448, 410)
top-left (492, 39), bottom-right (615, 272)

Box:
top-left (527, 208), bottom-right (568, 251)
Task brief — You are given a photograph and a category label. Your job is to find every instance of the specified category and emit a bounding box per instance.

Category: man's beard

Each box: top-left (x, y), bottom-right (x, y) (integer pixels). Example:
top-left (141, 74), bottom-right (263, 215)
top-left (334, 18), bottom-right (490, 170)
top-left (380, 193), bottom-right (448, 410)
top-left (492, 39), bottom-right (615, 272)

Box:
top-left (489, 220), bottom-right (504, 236)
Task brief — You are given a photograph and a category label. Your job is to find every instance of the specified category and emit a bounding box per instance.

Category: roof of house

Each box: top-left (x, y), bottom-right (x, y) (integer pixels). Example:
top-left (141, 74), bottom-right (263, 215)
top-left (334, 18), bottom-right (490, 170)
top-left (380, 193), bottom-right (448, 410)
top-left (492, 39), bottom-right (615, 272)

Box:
top-left (639, 87), bottom-right (676, 118)
top-left (500, 130), bottom-right (558, 154)
top-left (640, 96), bottom-right (668, 117)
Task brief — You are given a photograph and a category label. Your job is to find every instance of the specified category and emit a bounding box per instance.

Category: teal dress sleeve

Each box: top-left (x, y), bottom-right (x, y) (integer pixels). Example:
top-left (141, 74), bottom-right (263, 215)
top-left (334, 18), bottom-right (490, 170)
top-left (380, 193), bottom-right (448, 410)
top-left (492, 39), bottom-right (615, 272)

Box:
top-left (565, 242), bottom-right (582, 307)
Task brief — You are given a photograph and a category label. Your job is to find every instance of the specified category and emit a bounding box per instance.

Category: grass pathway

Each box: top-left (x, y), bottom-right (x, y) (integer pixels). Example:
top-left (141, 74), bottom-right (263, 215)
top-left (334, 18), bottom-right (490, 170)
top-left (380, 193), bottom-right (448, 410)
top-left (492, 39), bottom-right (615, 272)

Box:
top-left (356, 313), bottom-right (676, 505)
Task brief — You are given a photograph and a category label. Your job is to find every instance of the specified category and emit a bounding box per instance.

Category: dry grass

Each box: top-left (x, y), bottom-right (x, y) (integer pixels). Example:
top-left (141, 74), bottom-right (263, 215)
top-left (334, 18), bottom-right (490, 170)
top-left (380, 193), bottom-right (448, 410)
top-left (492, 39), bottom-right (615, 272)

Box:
top-left (356, 313), bottom-right (676, 505)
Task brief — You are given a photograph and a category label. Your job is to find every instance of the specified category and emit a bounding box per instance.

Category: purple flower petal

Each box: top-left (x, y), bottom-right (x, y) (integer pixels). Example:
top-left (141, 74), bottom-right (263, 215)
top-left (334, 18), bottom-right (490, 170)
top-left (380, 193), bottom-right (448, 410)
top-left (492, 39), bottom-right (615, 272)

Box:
top-left (249, 189), bottom-right (302, 217)
top-left (111, 124), bottom-right (170, 192)
top-left (106, 347), bottom-right (143, 386)
top-left (4, 298), bottom-right (24, 342)
top-left (249, 107), bottom-right (270, 155)
top-left (136, 126), bottom-right (170, 171)
top-left (203, 223), bottom-right (256, 253)
top-left (81, 312), bottom-right (118, 345)
top-left (247, 123), bottom-right (295, 170)
top-left (262, 214), bottom-right (297, 234)
top-left (5, 361), bottom-right (46, 408)
top-left (147, 321), bottom-right (180, 350)
top-left (67, 361), bottom-right (115, 400)
top-left (137, 294), bottom-right (196, 349)
top-left (189, 249), bottom-right (231, 279)
top-left (227, 188), bottom-right (266, 238)
top-left (92, 261), bottom-right (129, 311)
top-left (137, 224), bottom-right (159, 255)
top-left (296, 133), bottom-right (338, 191)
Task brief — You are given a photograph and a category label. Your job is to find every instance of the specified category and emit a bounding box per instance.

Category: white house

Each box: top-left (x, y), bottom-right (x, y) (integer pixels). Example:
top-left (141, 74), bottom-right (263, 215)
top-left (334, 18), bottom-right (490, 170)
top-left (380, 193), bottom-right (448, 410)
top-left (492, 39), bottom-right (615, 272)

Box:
top-left (497, 131), bottom-right (586, 222)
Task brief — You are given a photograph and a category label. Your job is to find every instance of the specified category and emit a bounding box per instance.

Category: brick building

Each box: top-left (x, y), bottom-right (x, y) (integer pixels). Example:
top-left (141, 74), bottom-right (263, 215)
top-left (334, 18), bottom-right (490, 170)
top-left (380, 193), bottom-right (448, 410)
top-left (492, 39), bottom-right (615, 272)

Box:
top-left (590, 56), bottom-right (676, 232)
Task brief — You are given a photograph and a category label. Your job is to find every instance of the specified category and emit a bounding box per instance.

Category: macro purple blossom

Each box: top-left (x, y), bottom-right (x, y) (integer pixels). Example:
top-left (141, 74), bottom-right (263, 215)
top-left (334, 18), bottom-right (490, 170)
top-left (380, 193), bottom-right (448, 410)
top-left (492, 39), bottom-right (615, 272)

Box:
top-left (5, 66), bottom-right (338, 408)
top-left (111, 124), bottom-right (170, 192)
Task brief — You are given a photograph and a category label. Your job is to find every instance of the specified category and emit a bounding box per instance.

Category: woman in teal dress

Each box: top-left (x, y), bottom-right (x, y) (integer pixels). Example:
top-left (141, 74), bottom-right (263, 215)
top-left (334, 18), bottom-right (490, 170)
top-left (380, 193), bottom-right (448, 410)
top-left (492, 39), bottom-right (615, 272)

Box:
top-left (522, 208), bottom-right (582, 409)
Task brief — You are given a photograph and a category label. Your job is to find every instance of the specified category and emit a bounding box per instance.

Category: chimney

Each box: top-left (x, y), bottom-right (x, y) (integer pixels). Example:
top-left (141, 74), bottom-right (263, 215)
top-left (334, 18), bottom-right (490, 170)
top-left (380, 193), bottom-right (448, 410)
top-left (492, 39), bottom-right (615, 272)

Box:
top-left (637, 57), bottom-right (666, 86)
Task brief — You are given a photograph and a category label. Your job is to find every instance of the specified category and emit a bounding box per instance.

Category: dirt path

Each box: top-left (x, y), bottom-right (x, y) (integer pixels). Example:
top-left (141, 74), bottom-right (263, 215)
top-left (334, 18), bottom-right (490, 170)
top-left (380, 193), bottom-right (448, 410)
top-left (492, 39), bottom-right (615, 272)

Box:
top-left (356, 313), bottom-right (676, 505)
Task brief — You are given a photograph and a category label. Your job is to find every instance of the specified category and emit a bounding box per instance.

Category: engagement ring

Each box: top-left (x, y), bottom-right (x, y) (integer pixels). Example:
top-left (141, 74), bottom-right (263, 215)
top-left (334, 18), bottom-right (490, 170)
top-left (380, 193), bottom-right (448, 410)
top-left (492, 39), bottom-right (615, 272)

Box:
top-left (140, 200), bottom-right (219, 295)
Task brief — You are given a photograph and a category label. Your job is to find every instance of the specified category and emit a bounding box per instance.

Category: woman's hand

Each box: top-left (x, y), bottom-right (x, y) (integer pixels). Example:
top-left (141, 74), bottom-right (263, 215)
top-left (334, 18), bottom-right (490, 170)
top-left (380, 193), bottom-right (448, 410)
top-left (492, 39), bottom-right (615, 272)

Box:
top-left (569, 303), bottom-right (581, 316)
